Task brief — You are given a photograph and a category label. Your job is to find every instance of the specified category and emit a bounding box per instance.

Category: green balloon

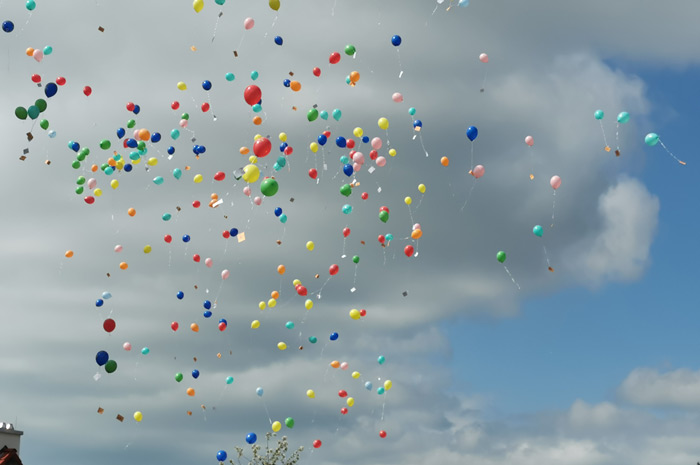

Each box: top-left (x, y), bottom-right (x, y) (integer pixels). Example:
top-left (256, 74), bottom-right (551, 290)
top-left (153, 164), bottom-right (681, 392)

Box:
top-left (35, 98), bottom-right (47, 112)
top-left (75, 186), bottom-right (84, 195)
top-left (71, 160), bottom-right (81, 169)
top-left (339, 184), bottom-right (352, 197)
top-left (39, 119), bottom-right (49, 130)
top-left (307, 108), bottom-right (318, 122)
top-left (76, 176), bottom-right (86, 185)
top-left (644, 133), bottom-right (659, 147)
top-left (100, 139), bottom-right (111, 150)
top-left (284, 417), bottom-right (294, 428)
top-left (76, 152), bottom-right (87, 162)
top-left (345, 44), bottom-right (356, 56)
top-left (352, 255), bottom-right (360, 264)
top-left (27, 105), bottom-right (40, 120)
top-left (175, 372), bottom-right (183, 382)
top-left (379, 210), bottom-right (389, 223)
top-left (181, 112), bottom-right (190, 120)
top-left (15, 106), bottom-right (28, 120)
top-left (137, 141), bottom-right (146, 151)
top-left (79, 147), bottom-right (90, 157)
top-left (127, 119), bottom-right (136, 128)
top-left (260, 177), bottom-right (279, 197)
top-left (105, 360), bottom-right (117, 373)
top-left (497, 251), bottom-right (506, 263)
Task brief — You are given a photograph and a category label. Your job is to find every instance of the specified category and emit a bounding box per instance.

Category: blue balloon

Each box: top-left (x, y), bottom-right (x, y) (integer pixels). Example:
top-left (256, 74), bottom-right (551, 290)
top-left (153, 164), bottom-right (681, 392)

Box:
top-left (391, 35), bottom-right (402, 46)
top-left (280, 142), bottom-right (288, 152)
top-left (413, 119), bottom-right (423, 129)
top-left (256, 387), bottom-right (264, 397)
top-left (126, 138), bottom-right (138, 148)
top-left (182, 235), bottom-right (191, 243)
top-left (362, 136), bottom-right (370, 143)
top-left (217, 451), bottom-right (227, 462)
top-left (2, 21), bottom-right (14, 33)
top-left (96, 351), bottom-right (109, 366)
top-left (44, 82), bottom-right (58, 98)
top-left (229, 228), bottom-right (238, 237)
top-left (96, 299), bottom-right (104, 307)
top-left (219, 318), bottom-right (227, 325)
top-left (150, 132), bottom-right (161, 143)
top-left (274, 36), bottom-right (283, 45)
top-left (365, 381), bottom-right (373, 390)
top-left (203, 300), bottom-right (212, 309)
top-left (330, 332), bottom-right (339, 341)
top-left (458, 0), bottom-right (469, 6)
top-left (336, 136), bottom-right (346, 148)
top-left (177, 291), bottom-right (185, 300)
top-left (192, 369), bottom-right (200, 379)
top-left (343, 164), bottom-right (353, 176)
top-left (116, 127), bottom-right (126, 139)
top-left (124, 164), bottom-right (133, 172)
top-left (167, 146), bottom-right (175, 155)
top-left (318, 134), bottom-right (327, 146)
top-left (274, 207), bottom-right (283, 217)
top-left (246, 433), bottom-right (257, 444)
top-left (202, 80), bottom-right (212, 91)
top-left (466, 126), bottom-right (478, 142)
top-left (283, 79), bottom-right (291, 88)
top-left (132, 105), bottom-right (140, 115)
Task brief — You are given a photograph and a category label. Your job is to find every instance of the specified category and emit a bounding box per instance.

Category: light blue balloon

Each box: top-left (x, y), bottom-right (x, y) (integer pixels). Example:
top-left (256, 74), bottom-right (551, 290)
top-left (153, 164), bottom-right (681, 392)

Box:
top-left (252, 103), bottom-right (262, 113)
top-left (332, 109), bottom-right (342, 121)
top-left (153, 176), bottom-right (164, 185)
top-left (26, 0), bottom-right (36, 11)
top-left (225, 72), bottom-right (235, 81)
top-left (273, 163), bottom-right (281, 171)
top-left (162, 213), bottom-right (172, 221)
top-left (256, 387), bottom-right (264, 397)
top-left (285, 321), bottom-right (294, 329)
top-left (226, 376), bottom-right (234, 384)
top-left (458, 0), bottom-right (469, 6)
top-left (377, 387), bottom-right (385, 395)
top-left (279, 214), bottom-right (287, 223)
top-left (43, 45), bottom-right (53, 55)
top-left (319, 110), bottom-right (329, 120)
top-left (594, 110), bottom-right (604, 120)
top-left (342, 204), bottom-right (352, 214)
top-left (173, 168), bottom-right (182, 179)
top-left (385, 233), bottom-right (393, 242)
top-left (533, 225), bottom-right (543, 237)
top-left (408, 107), bottom-right (416, 116)
top-left (129, 151), bottom-right (140, 161)
top-left (339, 155), bottom-right (350, 164)
top-left (276, 156), bottom-right (286, 167)
top-left (644, 133), bottom-right (659, 147)
top-left (251, 70), bottom-right (259, 81)
top-left (48, 130), bottom-right (56, 138)
top-left (104, 166), bottom-right (114, 175)
top-left (365, 381), bottom-right (373, 390)
top-left (171, 129), bottom-right (180, 140)
top-left (345, 76), bottom-right (351, 85)
top-left (141, 347), bottom-right (150, 355)
top-left (617, 112), bottom-right (630, 124)
top-left (215, 0), bottom-right (226, 5)
top-left (102, 291), bottom-right (112, 300)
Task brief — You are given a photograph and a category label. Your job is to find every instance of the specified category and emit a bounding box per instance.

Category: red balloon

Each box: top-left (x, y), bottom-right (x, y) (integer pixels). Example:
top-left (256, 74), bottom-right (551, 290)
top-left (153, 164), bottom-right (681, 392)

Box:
top-left (31, 74), bottom-right (41, 83)
top-left (338, 389), bottom-right (347, 397)
top-left (126, 102), bottom-right (135, 111)
top-left (340, 407), bottom-right (348, 415)
top-left (404, 245), bottom-right (414, 257)
top-left (323, 130), bottom-right (331, 138)
top-left (103, 318), bottom-right (116, 333)
top-left (283, 146), bottom-right (293, 155)
top-left (244, 85), bottom-right (262, 106)
top-left (378, 235), bottom-right (385, 243)
top-left (379, 430), bottom-right (387, 438)
top-left (359, 309), bottom-right (367, 317)
top-left (171, 321), bottom-right (179, 331)
top-left (253, 137), bottom-right (272, 157)
top-left (342, 227), bottom-right (350, 237)
top-left (222, 231), bottom-right (230, 239)
top-left (346, 139), bottom-right (355, 149)
top-left (296, 285), bottom-right (307, 296)
top-left (214, 171), bottom-right (226, 181)
top-left (308, 168), bottom-right (318, 179)
top-left (329, 264), bottom-right (339, 276)
top-left (361, 192), bottom-right (369, 200)
top-left (218, 322), bottom-right (227, 331)
top-left (171, 101), bottom-right (180, 110)
top-left (84, 196), bottom-right (95, 204)
top-left (329, 52), bottom-right (341, 64)
top-left (201, 102), bottom-right (210, 112)
top-left (313, 440), bottom-right (322, 449)
top-left (83, 86), bottom-right (92, 96)
top-left (164, 234), bottom-right (172, 243)
top-left (55, 76), bottom-right (66, 86)
top-left (192, 200), bottom-right (201, 208)
top-left (193, 254), bottom-right (201, 262)
top-left (379, 206), bottom-right (389, 213)
top-left (313, 67), bottom-right (321, 77)
top-left (369, 150), bottom-right (378, 160)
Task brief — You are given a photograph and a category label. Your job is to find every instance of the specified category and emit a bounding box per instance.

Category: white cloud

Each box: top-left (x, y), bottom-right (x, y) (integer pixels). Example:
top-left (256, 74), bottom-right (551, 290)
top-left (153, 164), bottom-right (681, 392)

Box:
top-left (618, 367), bottom-right (700, 408)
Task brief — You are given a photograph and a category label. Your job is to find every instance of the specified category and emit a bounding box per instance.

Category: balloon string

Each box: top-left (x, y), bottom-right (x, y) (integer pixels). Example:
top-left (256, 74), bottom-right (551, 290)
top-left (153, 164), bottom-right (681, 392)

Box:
top-left (419, 132), bottom-right (429, 157)
top-left (503, 265), bottom-right (520, 290)
top-left (460, 181), bottom-right (476, 212)
top-left (480, 69), bottom-right (487, 93)
top-left (396, 49), bottom-right (403, 78)
top-left (542, 244), bottom-right (553, 271)
top-left (211, 10), bottom-right (223, 42)
top-left (550, 190), bottom-right (556, 228)
top-left (615, 122), bottom-right (620, 151)
top-left (659, 140), bottom-right (686, 165)
top-left (470, 141), bottom-right (474, 169)
top-left (407, 204), bottom-right (414, 226)
top-left (528, 147), bottom-right (535, 180)
top-left (598, 120), bottom-right (609, 151)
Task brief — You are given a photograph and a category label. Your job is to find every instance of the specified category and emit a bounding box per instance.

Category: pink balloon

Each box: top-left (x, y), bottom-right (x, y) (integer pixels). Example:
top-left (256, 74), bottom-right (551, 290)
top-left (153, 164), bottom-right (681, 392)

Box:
top-left (114, 244), bottom-right (123, 253)
top-left (479, 53), bottom-right (489, 63)
top-left (33, 49), bottom-right (43, 62)
top-left (221, 269), bottom-right (230, 280)
top-left (371, 137), bottom-right (383, 150)
top-left (353, 152), bottom-right (365, 165)
top-left (243, 186), bottom-right (251, 196)
top-left (525, 135), bottom-right (534, 147)
top-left (253, 196), bottom-right (262, 205)
top-left (87, 178), bottom-right (97, 189)
top-left (472, 165), bottom-right (485, 179)
top-left (392, 92), bottom-right (403, 103)
top-left (376, 156), bottom-right (387, 167)
top-left (133, 129), bottom-right (141, 140)
top-left (179, 119), bottom-right (188, 128)
top-left (205, 257), bottom-right (213, 268)
top-left (340, 362), bottom-right (349, 370)
top-left (353, 162), bottom-right (361, 172)
top-left (550, 175), bottom-right (561, 190)
top-left (244, 17), bottom-right (255, 30)
top-left (413, 223), bottom-right (422, 231)
top-left (123, 342), bottom-right (132, 351)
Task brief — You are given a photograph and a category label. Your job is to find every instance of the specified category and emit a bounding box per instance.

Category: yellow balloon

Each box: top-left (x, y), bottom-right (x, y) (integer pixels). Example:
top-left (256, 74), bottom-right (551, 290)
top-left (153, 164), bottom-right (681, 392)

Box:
top-left (147, 157), bottom-right (158, 166)
top-left (269, 0), bottom-right (280, 11)
top-left (193, 0), bottom-right (203, 13)
top-left (249, 155), bottom-right (258, 164)
top-left (404, 196), bottom-right (412, 205)
top-left (271, 421), bottom-right (282, 432)
top-left (353, 127), bottom-right (363, 138)
top-left (349, 309), bottom-right (361, 320)
top-left (310, 142), bottom-right (319, 153)
top-left (268, 298), bottom-right (277, 308)
top-left (133, 411), bottom-right (143, 422)
top-left (254, 134), bottom-right (263, 141)
top-left (243, 164), bottom-right (260, 183)
top-left (418, 183), bottom-right (426, 193)
top-left (193, 174), bottom-right (203, 183)
top-left (116, 159), bottom-right (125, 170)
top-left (384, 380), bottom-right (392, 390)
top-left (378, 117), bottom-right (389, 130)
top-left (132, 157), bottom-right (141, 165)
top-left (258, 301), bottom-right (266, 310)
top-left (306, 241), bottom-right (315, 251)
top-left (346, 397), bottom-right (354, 407)
top-left (389, 148), bottom-right (397, 157)
top-left (94, 188), bottom-right (103, 197)
top-left (177, 81), bottom-right (187, 91)
top-left (143, 245), bottom-right (152, 254)
top-left (306, 389), bottom-right (315, 398)
top-left (305, 299), bottom-right (313, 310)
top-left (277, 342), bottom-right (287, 350)
top-left (279, 132), bottom-right (287, 142)
top-left (351, 371), bottom-right (360, 379)
top-left (292, 279), bottom-right (301, 286)
top-left (110, 179), bottom-right (119, 189)
top-left (251, 320), bottom-right (260, 329)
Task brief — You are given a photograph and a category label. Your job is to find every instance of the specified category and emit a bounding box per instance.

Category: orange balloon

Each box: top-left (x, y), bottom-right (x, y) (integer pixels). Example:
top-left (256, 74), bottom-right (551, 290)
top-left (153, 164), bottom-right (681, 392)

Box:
top-left (65, 250), bottom-right (74, 258)
top-left (191, 323), bottom-right (199, 332)
top-left (290, 81), bottom-right (301, 92)
top-left (127, 208), bottom-right (136, 217)
top-left (253, 116), bottom-right (262, 125)
top-left (277, 264), bottom-right (286, 275)
top-left (271, 290), bottom-right (279, 299)
top-left (119, 262), bottom-right (128, 270)
top-left (349, 71), bottom-right (360, 83)
top-left (440, 156), bottom-right (449, 167)
top-left (91, 164), bottom-right (99, 172)
top-left (26, 48), bottom-right (34, 56)
top-left (330, 360), bottom-right (340, 368)
top-left (107, 158), bottom-right (116, 167)
top-left (210, 193), bottom-right (218, 200)
top-left (411, 229), bottom-right (423, 240)
top-left (138, 129), bottom-right (150, 141)
top-left (187, 388), bottom-right (195, 396)
top-left (240, 147), bottom-right (250, 155)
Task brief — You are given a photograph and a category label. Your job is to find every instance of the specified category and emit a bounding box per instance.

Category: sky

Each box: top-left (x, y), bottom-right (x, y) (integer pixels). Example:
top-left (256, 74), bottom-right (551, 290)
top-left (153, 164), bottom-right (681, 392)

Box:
top-left (2, 0), bottom-right (700, 464)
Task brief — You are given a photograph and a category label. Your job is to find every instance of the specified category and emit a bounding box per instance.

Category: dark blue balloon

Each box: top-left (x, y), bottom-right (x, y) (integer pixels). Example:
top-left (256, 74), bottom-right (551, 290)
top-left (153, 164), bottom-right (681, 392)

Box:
top-left (229, 228), bottom-right (238, 237)
top-left (202, 80), bottom-right (212, 91)
top-left (116, 127), bottom-right (126, 139)
top-left (44, 82), bottom-right (58, 98)
top-left (283, 79), bottom-right (291, 88)
top-left (343, 164), bottom-right (353, 176)
top-left (203, 310), bottom-right (212, 318)
top-left (391, 35), bottom-right (402, 46)
top-left (182, 235), bottom-right (191, 243)
top-left (274, 36), bottom-right (283, 45)
top-left (96, 299), bottom-right (104, 307)
top-left (124, 163), bottom-right (133, 172)
top-left (413, 119), bottom-right (423, 129)
top-left (126, 138), bottom-right (138, 148)
top-left (279, 142), bottom-right (288, 152)
top-left (177, 291), bottom-right (184, 300)
top-left (217, 451), bottom-right (227, 462)
top-left (167, 146), bottom-right (175, 155)
top-left (362, 136), bottom-right (370, 143)
top-left (150, 132), bottom-right (161, 143)
top-left (2, 21), bottom-right (14, 33)
top-left (466, 126), bottom-right (478, 142)
top-left (246, 433), bottom-right (257, 444)
top-left (132, 105), bottom-right (140, 115)
top-left (330, 332), bottom-right (339, 341)
top-left (192, 145), bottom-right (200, 155)
top-left (192, 369), bottom-right (200, 379)
top-left (274, 207), bottom-right (283, 217)
top-left (203, 300), bottom-right (212, 310)
top-left (317, 134), bottom-right (327, 146)
top-left (219, 319), bottom-right (227, 325)
top-left (96, 351), bottom-right (109, 366)
top-left (336, 137), bottom-right (346, 148)
top-left (70, 141), bottom-right (80, 152)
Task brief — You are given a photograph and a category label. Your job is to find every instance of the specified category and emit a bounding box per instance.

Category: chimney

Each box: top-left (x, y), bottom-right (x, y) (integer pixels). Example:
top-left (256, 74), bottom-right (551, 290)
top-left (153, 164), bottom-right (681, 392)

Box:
top-left (0, 422), bottom-right (23, 454)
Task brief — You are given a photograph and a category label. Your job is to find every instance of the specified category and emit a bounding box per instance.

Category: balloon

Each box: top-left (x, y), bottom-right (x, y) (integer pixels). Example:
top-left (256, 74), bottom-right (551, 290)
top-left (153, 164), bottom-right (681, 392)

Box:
top-left (342, 204), bottom-right (352, 214)
top-left (260, 177), bottom-right (279, 196)
top-left (226, 376), bottom-right (234, 385)
top-left (221, 269), bottom-right (230, 280)
top-left (32, 49), bottom-right (43, 62)
top-left (459, 0), bottom-right (469, 6)
top-left (2, 21), bottom-right (14, 33)
top-left (242, 164), bottom-right (260, 183)
top-left (379, 430), bottom-right (387, 438)
top-left (27, 105), bottom-right (40, 120)
top-left (378, 355), bottom-right (386, 364)
top-left (471, 165), bottom-right (485, 179)
top-left (187, 387), bottom-right (195, 396)
top-left (244, 85), bottom-right (262, 105)
top-left (274, 36), bottom-right (283, 46)
top-left (307, 389), bottom-right (315, 398)
top-left (332, 108), bottom-right (342, 121)
top-left (550, 175), bottom-right (561, 190)
top-left (594, 110), bottom-right (604, 120)
top-left (329, 264), bottom-right (339, 275)
top-left (217, 451), bottom-right (227, 462)
top-left (379, 210), bottom-right (389, 223)
top-left (391, 35), bottom-right (402, 46)
top-left (105, 360), bottom-right (117, 373)
top-left (533, 225), bottom-right (543, 237)
top-left (141, 347), bottom-right (150, 355)
top-left (617, 112), bottom-right (630, 124)
top-left (466, 126), bottom-right (478, 141)
top-left (272, 421), bottom-right (281, 432)
top-left (123, 342), bottom-right (131, 351)
top-left (134, 411), bottom-right (143, 422)
top-left (644, 133), bottom-right (659, 146)
top-left (525, 135), bottom-right (534, 146)
top-left (329, 52), bottom-right (341, 64)
top-left (14, 107), bottom-right (27, 120)
top-left (175, 373), bottom-right (183, 382)
top-left (378, 117), bottom-right (389, 130)
top-left (103, 318), bottom-right (116, 333)
top-left (285, 417), bottom-right (294, 428)
top-left (307, 108), bottom-right (318, 121)
top-left (243, 17), bottom-right (255, 30)
top-left (96, 351), bottom-right (109, 366)
top-left (193, 0), bottom-right (204, 12)
top-left (479, 53), bottom-right (489, 63)
top-left (313, 440), bottom-right (322, 449)
top-left (44, 82), bottom-right (58, 98)
top-left (497, 251), bottom-right (506, 263)
top-left (404, 245), bottom-right (414, 257)
top-left (392, 92), bottom-right (403, 103)
top-left (256, 387), bottom-right (264, 397)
